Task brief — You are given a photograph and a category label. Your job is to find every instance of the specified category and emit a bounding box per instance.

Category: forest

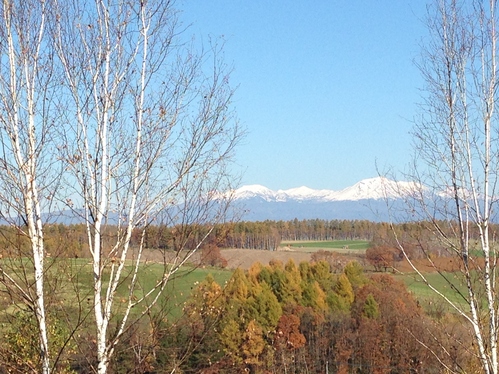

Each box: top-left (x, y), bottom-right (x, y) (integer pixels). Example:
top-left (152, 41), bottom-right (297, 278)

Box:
top-left (0, 0), bottom-right (494, 371)
top-left (0, 219), bottom-right (484, 372)
top-left (155, 260), bottom-right (474, 373)
top-left (0, 219), bottom-right (380, 257)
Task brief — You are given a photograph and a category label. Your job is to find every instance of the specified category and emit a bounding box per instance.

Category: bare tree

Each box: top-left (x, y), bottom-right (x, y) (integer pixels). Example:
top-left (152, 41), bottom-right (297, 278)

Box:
top-left (52, 0), bottom-right (241, 372)
top-left (0, 0), bottom-right (57, 372)
top-left (391, 0), bottom-right (499, 372)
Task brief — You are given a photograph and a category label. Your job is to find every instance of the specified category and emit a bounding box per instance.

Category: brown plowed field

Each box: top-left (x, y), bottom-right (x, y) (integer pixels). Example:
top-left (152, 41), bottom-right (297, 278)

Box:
top-left (140, 247), bottom-right (463, 273)
top-left (222, 248), bottom-right (312, 269)
top-left (221, 248), bottom-right (363, 270)
top-left (221, 249), bottom-right (466, 273)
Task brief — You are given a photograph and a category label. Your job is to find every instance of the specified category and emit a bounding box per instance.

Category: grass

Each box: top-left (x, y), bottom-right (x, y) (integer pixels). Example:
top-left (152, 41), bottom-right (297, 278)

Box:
top-left (394, 271), bottom-right (473, 316)
top-left (281, 239), bottom-right (370, 252)
top-left (0, 257), bottom-right (233, 323)
top-left (134, 264), bottom-right (232, 319)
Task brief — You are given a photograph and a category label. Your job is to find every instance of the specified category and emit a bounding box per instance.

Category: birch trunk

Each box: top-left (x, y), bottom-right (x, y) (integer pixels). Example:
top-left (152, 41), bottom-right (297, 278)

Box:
top-left (0, 0), bottom-right (52, 372)
top-left (53, 0), bottom-right (240, 371)
top-left (389, 1), bottom-right (499, 372)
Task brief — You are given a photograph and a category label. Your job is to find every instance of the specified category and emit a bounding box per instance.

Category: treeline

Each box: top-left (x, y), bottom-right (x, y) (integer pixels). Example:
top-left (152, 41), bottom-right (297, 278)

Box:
top-left (220, 219), bottom-right (379, 250)
top-left (147, 219), bottom-right (390, 251)
top-left (1, 218), bottom-right (495, 257)
top-left (0, 220), bottom-right (380, 256)
top-left (110, 260), bottom-right (474, 373)
top-left (146, 218), bottom-right (499, 253)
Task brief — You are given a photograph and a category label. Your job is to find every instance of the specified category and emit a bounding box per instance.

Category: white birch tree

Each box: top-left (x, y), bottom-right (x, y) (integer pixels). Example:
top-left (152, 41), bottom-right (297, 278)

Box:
top-left (0, 0), bottom-right (56, 372)
top-left (393, 0), bottom-right (499, 372)
top-left (52, 0), bottom-right (240, 372)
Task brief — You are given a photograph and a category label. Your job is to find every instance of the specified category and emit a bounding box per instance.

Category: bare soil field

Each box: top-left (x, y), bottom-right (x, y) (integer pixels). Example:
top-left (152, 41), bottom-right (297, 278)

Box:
top-left (139, 246), bottom-right (463, 273)
top-left (222, 248), bottom-right (312, 269)
top-left (221, 247), bottom-right (363, 270)
top-left (137, 247), bottom-right (317, 269)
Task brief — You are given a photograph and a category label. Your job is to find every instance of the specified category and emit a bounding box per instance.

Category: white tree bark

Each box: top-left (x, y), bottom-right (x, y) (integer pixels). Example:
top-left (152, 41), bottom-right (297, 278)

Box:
top-left (53, 0), bottom-right (240, 372)
top-left (0, 0), bottom-right (54, 372)
top-left (392, 1), bottom-right (499, 372)
top-left (0, 0), bottom-right (239, 371)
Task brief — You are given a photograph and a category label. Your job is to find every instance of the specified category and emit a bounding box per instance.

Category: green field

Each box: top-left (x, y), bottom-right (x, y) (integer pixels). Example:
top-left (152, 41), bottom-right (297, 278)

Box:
top-left (147, 265), bottom-right (232, 319)
top-left (281, 240), bottom-right (370, 252)
top-left (0, 258), bottom-right (233, 322)
top-left (394, 271), bottom-right (471, 315)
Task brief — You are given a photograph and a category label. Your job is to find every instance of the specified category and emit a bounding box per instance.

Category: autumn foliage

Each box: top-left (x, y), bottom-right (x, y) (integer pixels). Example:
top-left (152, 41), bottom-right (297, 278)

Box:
top-left (0, 220), bottom-right (482, 372)
top-left (149, 260), bottom-right (474, 373)
top-left (365, 246), bottom-right (401, 271)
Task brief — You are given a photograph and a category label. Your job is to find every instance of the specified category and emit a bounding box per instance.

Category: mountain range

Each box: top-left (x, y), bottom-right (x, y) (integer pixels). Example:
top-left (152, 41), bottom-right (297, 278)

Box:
top-left (232, 177), bottom-right (416, 222)
top-left (7, 177), bottom-right (415, 225)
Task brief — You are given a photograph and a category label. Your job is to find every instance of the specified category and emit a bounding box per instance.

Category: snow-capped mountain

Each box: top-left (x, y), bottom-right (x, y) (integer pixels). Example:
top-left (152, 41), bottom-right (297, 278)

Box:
top-left (231, 177), bottom-right (419, 222)
top-left (233, 177), bottom-right (417, 203)
top-left (234, 185), bottom-right (277, 201)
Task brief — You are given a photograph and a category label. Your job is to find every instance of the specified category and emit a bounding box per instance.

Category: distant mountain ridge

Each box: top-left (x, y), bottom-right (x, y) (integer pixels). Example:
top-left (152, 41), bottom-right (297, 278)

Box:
top-left (2, 177), bottom-right (414, 225)
top-left (234, 177), bottom-right (417, 203)
top-left (231, 177), bottom-right (418, 222)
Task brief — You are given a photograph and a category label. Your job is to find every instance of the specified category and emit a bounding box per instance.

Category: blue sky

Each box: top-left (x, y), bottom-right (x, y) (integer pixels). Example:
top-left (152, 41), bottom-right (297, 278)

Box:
top-left (179, 1), bottom-right (428, 190)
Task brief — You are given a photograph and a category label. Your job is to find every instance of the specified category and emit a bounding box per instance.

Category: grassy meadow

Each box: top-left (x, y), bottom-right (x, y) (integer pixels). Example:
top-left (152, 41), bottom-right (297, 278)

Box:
top-left (0, 241), bottom-right (471, 323)
top-left (398, 271), bottom-right (465, 300)
top-left (281, 239), bottom-right (370, 252)
top-left (0, 258), bottom-right (232, 323)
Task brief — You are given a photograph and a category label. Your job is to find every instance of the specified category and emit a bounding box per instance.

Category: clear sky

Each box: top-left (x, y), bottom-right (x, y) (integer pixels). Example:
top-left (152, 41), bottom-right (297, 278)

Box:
top-left (179, 1), bottom-right (429, 191)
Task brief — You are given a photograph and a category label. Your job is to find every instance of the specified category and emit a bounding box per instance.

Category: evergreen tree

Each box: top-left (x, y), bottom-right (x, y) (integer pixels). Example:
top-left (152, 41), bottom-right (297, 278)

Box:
top-left (363, 293), bottom-right (380, 319)
top-left (311, 260), bottom-right (335, 291)
top-left (301, 281), bottom-right (327, 311)
top-left (247, 282), bottom-right (282, 336)
top-left (241, 320), bottom-right (266, 368)
top-left (335, 273), bottom-right (355, 305)
top-left (343, 261), bottom-right (367, 288)
top-left (225, 268), bottom-right (249, 302)
top-left (247, 262), bottom-right (264, 284)
top-left (220, 319), bottom-right (244, 365)
top-left (283, 259), bottom-right (303, 305)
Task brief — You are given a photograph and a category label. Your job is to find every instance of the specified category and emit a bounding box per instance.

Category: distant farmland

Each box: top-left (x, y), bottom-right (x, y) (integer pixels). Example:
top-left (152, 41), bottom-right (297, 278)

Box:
top-left (281, 239), bottom-right (370, 253)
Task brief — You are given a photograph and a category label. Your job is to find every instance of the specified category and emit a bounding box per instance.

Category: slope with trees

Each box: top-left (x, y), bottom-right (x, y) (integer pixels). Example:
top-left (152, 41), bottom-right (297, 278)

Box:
top-left (151, 260), bottom-right (471, 373)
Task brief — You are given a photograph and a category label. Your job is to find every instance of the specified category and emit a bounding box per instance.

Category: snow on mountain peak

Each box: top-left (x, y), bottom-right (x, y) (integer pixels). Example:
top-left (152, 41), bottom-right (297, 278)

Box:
top-left (281, 186), bottom-right (315, 195)
top-left (277, 186), bottom-right (329, 200)
top-left (234, 184), bottom-right (275, 201)
top-left (237, 184), bottom-right (272, 194)
top-left (233, 177), bottom-right (415, 202)
top-left (332, 177), bottom-right (404, 201)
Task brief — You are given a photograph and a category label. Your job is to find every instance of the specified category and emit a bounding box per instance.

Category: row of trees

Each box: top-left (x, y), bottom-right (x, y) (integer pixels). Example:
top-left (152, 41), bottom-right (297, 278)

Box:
top-left (0, 218), bottom-right (492, 259)
top-left (148, 218), bottom-right (499, 254)
top-left (144, 219), bottom-right (380, 251)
